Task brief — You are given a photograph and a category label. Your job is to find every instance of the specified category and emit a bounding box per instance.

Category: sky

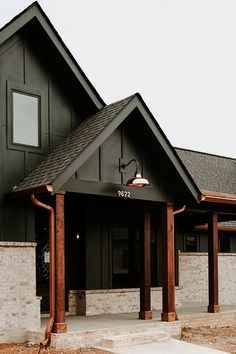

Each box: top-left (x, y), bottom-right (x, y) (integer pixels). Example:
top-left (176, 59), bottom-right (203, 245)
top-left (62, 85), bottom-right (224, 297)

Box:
top-left (1, 0), bottom-right (236, 158)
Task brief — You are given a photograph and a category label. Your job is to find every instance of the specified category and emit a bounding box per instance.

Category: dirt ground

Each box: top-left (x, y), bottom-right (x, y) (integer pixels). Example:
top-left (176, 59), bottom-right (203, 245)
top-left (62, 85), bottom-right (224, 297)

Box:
top-left (0, 327), bottom-right (236, 353)
top-left (0, 344), bottom-right (112, 354)
top-left (181, 326), bottom-right (236, 354)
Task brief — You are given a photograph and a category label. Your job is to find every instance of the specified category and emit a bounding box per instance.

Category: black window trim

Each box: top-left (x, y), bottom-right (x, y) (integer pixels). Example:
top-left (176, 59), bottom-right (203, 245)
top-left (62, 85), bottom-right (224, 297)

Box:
top-left (7, 81), bottom-right (47, 154)
top-left (184, 234), bottom-right (199, 252)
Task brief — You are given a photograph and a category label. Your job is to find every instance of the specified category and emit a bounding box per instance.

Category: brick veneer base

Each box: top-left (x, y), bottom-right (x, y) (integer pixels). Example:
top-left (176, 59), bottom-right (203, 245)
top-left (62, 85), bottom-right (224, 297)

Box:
top-left (178, 252), bottom-right (236, 305)
top-left (0, 242), bottom-right (40, 342)
top-left (68, 287), bottom-right (183, 316)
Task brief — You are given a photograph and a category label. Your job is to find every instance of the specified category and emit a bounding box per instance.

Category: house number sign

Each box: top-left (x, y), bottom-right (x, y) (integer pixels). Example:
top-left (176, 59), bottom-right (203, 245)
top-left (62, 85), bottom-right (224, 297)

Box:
top-left (117, 190), bottom-right (131, 198)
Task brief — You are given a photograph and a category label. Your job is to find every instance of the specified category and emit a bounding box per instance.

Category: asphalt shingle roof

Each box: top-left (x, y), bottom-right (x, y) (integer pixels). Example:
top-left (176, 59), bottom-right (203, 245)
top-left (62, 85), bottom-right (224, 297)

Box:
top-left (175, 148), bottom-right (236, 195)
top-left (12, 95), bottom-right (134, 192)
top-left (12, 99), bottom-right (236, 197)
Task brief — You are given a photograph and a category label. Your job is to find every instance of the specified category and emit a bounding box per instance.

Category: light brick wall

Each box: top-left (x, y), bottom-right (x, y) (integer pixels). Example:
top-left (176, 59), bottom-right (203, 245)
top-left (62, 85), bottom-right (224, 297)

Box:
top-left (219, 254), bottom-right (236, 304)
top-left (178, 252), bottom-right (208, 303)
top-left (69, 289), bottom-right (141, 315)
top-left (178, 252), bottom-right (236, 305)
top-left (68, 287), bottom-right (183, 316)
top-left (0, 242), bottom-right (41, 342)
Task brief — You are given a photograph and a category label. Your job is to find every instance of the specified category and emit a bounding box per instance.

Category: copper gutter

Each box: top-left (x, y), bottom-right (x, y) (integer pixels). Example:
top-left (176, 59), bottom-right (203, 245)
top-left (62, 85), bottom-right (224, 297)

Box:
top-left (200, 190), bottom-right (236, 205)
top-left (31, 194), bottom-right (55, 348)
top-left (6, 185), bottom-right (53, 199)
top-left (195, 225), bottom-right (236, 232)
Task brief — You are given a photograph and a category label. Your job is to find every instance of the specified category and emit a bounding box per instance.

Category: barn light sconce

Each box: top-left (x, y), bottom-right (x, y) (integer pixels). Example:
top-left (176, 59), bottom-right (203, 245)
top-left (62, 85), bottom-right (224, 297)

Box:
top-left (76, 233), bottom-right (80, 240)
top-left (120, 158), bottom-right (150, 187)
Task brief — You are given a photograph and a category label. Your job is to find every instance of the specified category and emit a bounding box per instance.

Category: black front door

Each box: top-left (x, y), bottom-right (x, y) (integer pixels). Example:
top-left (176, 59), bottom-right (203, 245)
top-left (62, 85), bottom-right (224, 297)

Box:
top-left (112, 225), bottom-right (140, 288)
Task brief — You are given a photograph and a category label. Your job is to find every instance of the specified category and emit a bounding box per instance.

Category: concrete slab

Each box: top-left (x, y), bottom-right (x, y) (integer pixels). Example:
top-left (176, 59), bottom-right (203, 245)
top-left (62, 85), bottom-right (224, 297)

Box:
top-left (41, 303), bottom-right (236, 332)
top-left (107, 338), bottom-right (228, 354)
top-left (32, 304), bottom-right (236, 349)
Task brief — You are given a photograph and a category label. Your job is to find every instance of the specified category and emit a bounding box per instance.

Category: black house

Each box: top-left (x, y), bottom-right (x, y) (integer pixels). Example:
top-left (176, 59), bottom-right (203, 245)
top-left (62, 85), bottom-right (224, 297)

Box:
top-left (0, 2), bottom-right (235, 343)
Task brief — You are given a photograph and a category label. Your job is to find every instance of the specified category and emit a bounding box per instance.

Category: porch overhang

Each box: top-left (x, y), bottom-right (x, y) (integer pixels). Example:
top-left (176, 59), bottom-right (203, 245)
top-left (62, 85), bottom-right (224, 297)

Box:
top-left (8, 94), bottom-right (201, 205)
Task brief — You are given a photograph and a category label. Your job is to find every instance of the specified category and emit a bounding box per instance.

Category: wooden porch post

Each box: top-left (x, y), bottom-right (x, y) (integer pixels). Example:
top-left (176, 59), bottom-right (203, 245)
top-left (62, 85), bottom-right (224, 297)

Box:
top-left (161, 202), bottom-right (176, 322)
top-left (53, 191), bottom-right (67, 333)
top-left (208, 212), bottom-right (220, 313)
top-left (139, 208), bottom-right (152, 320)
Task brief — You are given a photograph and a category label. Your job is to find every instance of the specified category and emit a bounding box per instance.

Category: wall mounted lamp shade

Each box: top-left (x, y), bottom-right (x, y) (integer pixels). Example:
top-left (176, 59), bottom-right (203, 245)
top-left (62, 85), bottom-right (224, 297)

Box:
top-left (121, 159), bottom-right (150, 187)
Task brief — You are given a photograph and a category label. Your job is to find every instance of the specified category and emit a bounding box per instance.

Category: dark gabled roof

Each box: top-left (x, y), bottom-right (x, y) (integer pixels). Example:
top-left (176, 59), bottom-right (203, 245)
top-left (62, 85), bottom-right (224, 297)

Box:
top-left (176, 148), bottom-right (236, 195)
top-left (12, 95), bottom-right (135, 192)
top-left (11, 93), bottom-right (200, 201)
top-left (0, 1), bottom-right (105, 109)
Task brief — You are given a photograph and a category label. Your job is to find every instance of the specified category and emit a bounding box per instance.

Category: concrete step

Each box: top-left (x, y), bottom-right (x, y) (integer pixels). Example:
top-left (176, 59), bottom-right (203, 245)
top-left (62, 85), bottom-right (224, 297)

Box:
top-left (100, 330), bottom-right (170, 348)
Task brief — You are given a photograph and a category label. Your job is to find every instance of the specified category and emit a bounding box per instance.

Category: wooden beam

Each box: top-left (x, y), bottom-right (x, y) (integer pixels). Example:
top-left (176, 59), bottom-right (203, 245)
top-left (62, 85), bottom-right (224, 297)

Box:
top-left (139, 208), bottom-right (152, 320)
top-left (161, 203), bottom-right (176, 322)
top-left (195, 225), bottom-right (236, 232)
top-left (53, 191), bottom-right (67, 333)
top-left (208, 212), bottom-right (220, 313)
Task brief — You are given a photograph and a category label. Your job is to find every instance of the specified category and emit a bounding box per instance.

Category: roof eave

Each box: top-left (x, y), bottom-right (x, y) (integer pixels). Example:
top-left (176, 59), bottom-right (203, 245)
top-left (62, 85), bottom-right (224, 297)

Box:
top-left (6, 184), bottom-right (53, 199)
top-left (200, 190), bottom-right (236, 205)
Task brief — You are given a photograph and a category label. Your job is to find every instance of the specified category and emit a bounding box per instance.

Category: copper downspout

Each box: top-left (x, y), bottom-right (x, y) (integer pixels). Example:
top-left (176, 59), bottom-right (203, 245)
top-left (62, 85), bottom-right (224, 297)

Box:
top-left (31, 194), bottom-right (55, 348)
top-left (173, 205), bottom-right (186, 320)
top-left (173, 205), bottom-right (186, 216)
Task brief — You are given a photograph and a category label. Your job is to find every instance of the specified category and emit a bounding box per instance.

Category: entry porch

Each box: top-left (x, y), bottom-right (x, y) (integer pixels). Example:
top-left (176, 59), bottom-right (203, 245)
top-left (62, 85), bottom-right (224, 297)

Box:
top-left (36, 192), bottom-right (234, 334)
top-left (27, 303), bottom-right (236, 349)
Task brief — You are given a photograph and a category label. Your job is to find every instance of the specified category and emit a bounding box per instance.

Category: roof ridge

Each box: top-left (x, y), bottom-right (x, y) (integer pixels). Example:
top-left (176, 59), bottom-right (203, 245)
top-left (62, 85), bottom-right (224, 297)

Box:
top-left (0, 2), bottom-right (39, 32)
top-left (103, 94), bottom-right (136, 109)
top-left (0, 1), bottom-right (105, 108)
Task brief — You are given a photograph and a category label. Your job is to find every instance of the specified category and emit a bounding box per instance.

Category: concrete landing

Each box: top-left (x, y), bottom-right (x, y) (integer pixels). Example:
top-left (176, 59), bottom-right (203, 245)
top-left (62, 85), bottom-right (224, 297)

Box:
top-left (104, 339), bottom-right (227, 354)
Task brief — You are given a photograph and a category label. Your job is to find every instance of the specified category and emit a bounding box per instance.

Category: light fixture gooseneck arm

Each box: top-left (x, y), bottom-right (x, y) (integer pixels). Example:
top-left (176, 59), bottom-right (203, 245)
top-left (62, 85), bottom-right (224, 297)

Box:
top-left (121, 159), bottom-right (140, 175)
top-left (120, 158), bottom-right (149, 187)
